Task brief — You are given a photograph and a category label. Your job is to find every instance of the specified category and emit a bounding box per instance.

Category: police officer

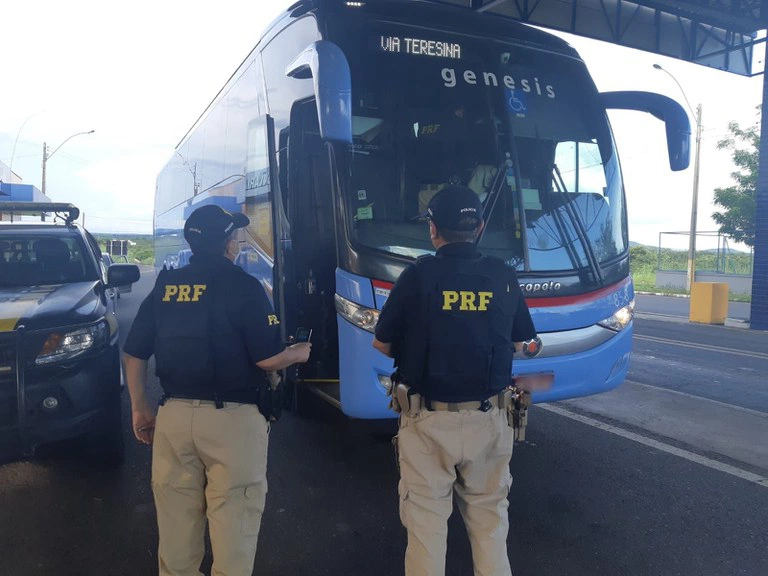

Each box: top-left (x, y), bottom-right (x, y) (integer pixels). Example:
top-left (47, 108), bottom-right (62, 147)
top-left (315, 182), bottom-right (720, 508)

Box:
top-left (123, 204), bottom-right (311, 576)
top-left (373, 185), bottom-right (538, 576)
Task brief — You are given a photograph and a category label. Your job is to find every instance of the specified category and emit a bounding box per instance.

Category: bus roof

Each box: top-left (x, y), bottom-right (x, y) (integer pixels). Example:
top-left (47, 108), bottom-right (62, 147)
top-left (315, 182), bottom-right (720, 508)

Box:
top-left (173, 0), bottom-right (580, 153)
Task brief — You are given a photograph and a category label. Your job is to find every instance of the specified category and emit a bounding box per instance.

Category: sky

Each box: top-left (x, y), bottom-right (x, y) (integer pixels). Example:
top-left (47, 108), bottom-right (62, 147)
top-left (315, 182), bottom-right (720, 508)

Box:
top-left (0, 0), bottom-right (764, 253)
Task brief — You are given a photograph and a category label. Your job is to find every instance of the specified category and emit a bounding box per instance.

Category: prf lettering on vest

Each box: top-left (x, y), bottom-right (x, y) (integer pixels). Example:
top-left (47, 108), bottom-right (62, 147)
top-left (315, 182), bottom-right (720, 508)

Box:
top-left (442, 290), bottom-right (494, 311)
top-left (162, 284), bottom-right (207, 302)
top-left (267, 314), bottom-right (280, 326)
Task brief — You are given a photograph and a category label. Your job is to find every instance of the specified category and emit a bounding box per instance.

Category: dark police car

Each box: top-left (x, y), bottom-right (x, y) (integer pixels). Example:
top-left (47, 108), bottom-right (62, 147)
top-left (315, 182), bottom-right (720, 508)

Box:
top-left (0, 203), bottom-right (140, 464)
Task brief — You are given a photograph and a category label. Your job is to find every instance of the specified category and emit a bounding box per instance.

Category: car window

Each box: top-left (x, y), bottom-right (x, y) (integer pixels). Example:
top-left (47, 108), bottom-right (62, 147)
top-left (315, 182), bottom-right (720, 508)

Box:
top-left (0, 233), bottom-right (99, 286)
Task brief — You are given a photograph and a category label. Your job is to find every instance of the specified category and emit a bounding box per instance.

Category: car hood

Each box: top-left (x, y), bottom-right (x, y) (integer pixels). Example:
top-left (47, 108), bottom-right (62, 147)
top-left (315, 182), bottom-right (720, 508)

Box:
top-left (0, 282), bottom-right (104, 333)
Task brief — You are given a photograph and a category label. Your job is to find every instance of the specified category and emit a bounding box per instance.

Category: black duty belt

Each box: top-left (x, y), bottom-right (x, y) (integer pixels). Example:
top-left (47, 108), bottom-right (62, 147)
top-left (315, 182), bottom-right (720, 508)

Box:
top-left (160, 391), bottom-right (259, 409)
top-left (424, 395), bottom-right (499, 412)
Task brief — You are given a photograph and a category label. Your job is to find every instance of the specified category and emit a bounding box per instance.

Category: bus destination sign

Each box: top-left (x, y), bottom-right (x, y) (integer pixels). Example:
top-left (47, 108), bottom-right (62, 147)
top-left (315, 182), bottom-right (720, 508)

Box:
top-left (378, 35), bottom-right (461, 59)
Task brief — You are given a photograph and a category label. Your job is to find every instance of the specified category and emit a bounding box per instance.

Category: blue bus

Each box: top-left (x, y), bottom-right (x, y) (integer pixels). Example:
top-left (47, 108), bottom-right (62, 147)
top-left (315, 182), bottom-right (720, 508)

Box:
top-left (154, 0), bottom-right (690, 418)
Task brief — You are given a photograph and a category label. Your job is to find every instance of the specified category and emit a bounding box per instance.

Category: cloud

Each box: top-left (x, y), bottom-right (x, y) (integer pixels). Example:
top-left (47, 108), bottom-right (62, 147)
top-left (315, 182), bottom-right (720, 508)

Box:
top-left (0, 0), bottom-right (287, 233)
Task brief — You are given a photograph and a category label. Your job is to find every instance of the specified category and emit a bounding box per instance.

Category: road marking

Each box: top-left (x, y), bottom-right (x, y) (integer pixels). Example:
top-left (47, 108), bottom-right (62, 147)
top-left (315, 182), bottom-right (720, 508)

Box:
top-left (539, 403), bottom-right (768, 489)
top-left (625, 380), bottom-right (768, 418)
top-left (634, 333), bottom-right (768, 361)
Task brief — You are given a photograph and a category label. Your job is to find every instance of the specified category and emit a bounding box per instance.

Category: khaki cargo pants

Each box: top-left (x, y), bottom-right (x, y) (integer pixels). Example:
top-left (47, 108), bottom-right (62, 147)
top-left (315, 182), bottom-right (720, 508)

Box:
top-left (152, 398), bottom-right (269, 576)
top-left (397, 407), bottom-right (515, 576)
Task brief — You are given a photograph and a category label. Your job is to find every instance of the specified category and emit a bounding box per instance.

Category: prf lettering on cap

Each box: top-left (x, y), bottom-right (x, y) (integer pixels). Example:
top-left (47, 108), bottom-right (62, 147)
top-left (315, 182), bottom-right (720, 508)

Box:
top-left (162, 284), bottom-right (207, 302)
top-left (442, 290), bottom-right (493, 311)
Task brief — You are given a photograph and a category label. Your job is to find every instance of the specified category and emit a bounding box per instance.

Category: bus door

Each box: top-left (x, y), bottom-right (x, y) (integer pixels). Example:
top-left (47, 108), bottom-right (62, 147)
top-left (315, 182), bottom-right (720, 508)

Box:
top-left (286, 99), bottom-right (340, 387)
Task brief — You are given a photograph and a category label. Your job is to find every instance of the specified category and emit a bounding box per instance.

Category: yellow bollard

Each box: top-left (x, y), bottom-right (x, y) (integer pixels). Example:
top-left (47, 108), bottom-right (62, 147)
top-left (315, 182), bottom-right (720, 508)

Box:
top-left (689, 282), bottom-right (729, 324)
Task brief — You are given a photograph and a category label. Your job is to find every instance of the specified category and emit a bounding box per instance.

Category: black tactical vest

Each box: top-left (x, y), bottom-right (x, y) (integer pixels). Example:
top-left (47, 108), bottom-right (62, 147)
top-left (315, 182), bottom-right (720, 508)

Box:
top-left (410, 253), bottom-right (515, 402)
top-left (153, 266), bottom-right (216, 396)
top-left (153, 263), bottom-right (260, 400)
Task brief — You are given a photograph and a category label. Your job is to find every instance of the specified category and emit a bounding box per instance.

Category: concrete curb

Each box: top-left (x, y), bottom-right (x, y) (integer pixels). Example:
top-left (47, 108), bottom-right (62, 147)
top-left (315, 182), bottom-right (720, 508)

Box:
top-left (634, 311), bottom-right (750, 329)
top-left (635, 290), bottom-right (691, 299)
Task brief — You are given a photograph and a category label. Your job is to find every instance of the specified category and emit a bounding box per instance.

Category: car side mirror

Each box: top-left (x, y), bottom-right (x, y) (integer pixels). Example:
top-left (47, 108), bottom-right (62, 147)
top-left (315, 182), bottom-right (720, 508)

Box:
top-left (107, 264), bottom-right (140, 288)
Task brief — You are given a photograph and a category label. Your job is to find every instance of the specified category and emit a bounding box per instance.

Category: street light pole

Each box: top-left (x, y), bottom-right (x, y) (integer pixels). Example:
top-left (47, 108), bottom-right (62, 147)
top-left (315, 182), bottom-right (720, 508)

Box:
top-left (10, 114), bottom-right (36, 180)
top-left (687, 104), bottom-right (703, 292)
top-left (41, 129), bottom-right (95, 197)
top-left (653, 64), bottom-right (702, 291)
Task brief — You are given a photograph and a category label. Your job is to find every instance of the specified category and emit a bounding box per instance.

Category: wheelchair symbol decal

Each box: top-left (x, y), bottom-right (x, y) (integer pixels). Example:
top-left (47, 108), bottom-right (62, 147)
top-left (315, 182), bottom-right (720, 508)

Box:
top-left (506, 89), bottom-right (527, 115)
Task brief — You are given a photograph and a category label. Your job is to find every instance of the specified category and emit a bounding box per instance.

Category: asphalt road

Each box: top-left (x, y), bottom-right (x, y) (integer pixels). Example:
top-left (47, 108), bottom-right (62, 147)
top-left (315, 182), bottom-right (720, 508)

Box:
top-left (1, 270), bottom-right (766, 576)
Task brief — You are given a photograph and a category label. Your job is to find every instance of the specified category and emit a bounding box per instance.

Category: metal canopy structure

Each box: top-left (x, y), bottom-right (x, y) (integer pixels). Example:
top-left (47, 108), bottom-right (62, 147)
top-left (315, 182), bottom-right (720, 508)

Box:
top-left (441, 0), bottom-right (766, 76)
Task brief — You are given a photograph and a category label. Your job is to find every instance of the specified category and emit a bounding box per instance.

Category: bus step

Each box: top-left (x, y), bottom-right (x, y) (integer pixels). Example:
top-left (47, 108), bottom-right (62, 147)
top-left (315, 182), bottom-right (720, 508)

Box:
top-left (305, 382), bottom-right (341, 409)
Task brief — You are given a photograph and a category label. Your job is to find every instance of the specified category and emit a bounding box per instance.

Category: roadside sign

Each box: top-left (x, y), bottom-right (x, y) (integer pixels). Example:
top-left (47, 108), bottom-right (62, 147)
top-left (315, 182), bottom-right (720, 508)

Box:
top-left (105, 239), bottom-right (129, 256)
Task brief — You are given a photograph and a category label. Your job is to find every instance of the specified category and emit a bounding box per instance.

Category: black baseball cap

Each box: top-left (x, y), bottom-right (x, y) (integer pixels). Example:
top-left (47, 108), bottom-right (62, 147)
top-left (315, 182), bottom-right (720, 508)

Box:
top-left (419, 185), bottom-right (483, 231)
top-left (183, 204), bottom-right (249, 247)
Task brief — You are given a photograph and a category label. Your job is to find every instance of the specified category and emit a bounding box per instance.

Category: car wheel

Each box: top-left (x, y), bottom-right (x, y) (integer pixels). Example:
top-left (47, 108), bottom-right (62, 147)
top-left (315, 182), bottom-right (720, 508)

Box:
top-left (89, 388), bottom-right (125, 466)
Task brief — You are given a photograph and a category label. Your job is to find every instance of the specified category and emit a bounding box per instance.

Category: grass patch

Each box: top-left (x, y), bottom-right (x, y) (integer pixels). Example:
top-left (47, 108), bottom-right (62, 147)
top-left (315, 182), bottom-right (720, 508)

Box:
top-left (629, 244), bottom-right (753, 302)
top-left (631, 275), bottom-right (752, 303)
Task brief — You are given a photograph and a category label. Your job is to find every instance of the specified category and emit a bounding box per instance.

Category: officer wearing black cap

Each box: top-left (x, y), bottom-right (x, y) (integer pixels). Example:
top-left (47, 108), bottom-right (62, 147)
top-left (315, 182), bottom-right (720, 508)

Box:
top-left (123, 204), bottom-right (311, 576)
top-left (373, 185), bottom-right (538, 576)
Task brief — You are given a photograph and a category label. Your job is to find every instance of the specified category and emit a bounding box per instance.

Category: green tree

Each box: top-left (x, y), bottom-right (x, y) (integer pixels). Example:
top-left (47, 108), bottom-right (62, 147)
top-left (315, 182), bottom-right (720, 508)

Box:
top-left (712, 112), bottom-right (759, 247)
top-left (629, 245), bottom-right (656, 270)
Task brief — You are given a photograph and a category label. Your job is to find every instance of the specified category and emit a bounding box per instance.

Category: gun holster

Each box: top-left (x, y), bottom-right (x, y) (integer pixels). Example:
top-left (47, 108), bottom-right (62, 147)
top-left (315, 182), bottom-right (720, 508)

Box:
top-left (258, 372), bottom-right (284, 423)
top-left (505, 386), bottom-right (532, 442)
top-left (387, 371), bottom-right (403, 414)
top-left (387, 372), bottom-right (422, 417)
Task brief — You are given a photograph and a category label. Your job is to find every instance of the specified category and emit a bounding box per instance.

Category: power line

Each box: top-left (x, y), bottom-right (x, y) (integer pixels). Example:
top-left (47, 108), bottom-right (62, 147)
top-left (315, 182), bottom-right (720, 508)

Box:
top-left (0, 154), bottom-right (38, 162)
top-left (57, 151), bottom-right (93, 166)
top-left (85, 214), bottom-right (152, 223)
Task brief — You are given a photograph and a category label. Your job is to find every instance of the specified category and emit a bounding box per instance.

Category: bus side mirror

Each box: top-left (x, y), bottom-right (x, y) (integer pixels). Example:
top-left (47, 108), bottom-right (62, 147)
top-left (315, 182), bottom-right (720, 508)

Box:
top-left (286, 40), bottom-right (352, 144)
top-left (600, 91), bottom-right (691, 172)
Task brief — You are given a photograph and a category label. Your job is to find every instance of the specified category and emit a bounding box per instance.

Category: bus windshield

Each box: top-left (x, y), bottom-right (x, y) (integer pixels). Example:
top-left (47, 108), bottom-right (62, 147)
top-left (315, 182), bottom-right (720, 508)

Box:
top-left (342, 30), bottom-right (627, 275)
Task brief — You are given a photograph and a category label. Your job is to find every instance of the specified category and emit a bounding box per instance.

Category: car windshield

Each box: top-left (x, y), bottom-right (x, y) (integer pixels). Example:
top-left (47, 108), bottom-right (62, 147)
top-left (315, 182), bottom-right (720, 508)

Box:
top-left (0, 234), bottom-right (95, 286)
top-left (340, 29), bottom-right (628, 275)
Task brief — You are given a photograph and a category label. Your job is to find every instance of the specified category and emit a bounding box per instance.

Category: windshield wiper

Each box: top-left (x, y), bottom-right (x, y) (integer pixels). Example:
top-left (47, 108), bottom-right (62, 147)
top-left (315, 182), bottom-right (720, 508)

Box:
top-left (551, 164), bottom-right (603, 284)
top-left (475, 161), bottom-right (509, 245)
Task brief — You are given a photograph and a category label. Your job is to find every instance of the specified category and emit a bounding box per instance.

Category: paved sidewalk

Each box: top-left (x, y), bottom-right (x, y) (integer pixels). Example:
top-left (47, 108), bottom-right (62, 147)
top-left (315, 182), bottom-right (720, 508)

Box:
top-left (634, 310), bottom-right (750, 329)
top-left (635, 293), bottom-right (752, 327)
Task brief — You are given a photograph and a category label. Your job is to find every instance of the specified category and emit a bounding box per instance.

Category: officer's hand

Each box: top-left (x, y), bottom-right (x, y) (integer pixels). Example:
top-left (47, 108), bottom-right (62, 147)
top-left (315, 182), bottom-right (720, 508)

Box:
top-left (289, 342), bottom-right (312, 364)
top-left (132, 407), bottom-right (156, 445)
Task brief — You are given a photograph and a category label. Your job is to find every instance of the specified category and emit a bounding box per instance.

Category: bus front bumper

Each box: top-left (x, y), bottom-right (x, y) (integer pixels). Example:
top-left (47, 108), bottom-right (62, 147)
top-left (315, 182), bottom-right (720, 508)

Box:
top-left (336, 316), bottom-right (633, 419)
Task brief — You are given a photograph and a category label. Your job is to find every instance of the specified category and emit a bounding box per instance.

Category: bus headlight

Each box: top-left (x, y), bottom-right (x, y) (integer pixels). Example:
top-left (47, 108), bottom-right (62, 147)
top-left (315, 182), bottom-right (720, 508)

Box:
top-left (335, 294), bottom-right (380, 333)
top-left (597, 300), bottom-right (635, 332)
top-left (36, 321), bottom-right (108, 365)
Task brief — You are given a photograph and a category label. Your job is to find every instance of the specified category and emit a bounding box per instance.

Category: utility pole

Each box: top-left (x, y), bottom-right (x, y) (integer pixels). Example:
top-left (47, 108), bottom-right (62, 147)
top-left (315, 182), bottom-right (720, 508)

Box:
top-left (653, 64), bottom-right (702, 292)
top-left (41, 142), bottom-right (48, 197)
top-left (686, 104), bottom-right (703, 292)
